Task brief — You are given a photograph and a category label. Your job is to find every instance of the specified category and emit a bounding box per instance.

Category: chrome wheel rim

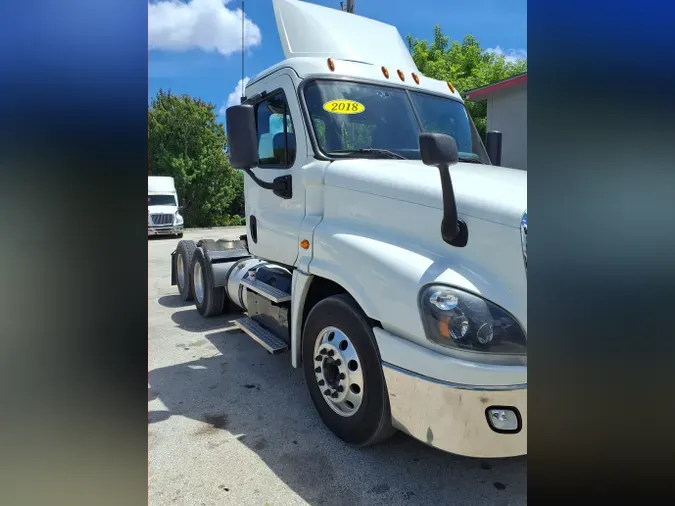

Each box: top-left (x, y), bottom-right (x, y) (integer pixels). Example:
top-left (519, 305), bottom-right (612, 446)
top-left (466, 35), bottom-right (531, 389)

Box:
top-left (312, 326), bottom-right (364, 418)
top-left (176, 253), bottom-right (184, 289)
top-left (193, 261), bottom-right (204, 304)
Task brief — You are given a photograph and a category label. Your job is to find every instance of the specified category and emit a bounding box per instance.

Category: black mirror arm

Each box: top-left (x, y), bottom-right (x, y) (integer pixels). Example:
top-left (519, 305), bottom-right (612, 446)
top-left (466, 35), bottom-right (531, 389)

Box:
top-left (438, 164), bottom-right (469, 247)
top-left (242, 168), bottom-right (293, 199)
top-left (243, 167), bottom-right (274, 190)
top-left (438, 164), bottom-right (459, 240)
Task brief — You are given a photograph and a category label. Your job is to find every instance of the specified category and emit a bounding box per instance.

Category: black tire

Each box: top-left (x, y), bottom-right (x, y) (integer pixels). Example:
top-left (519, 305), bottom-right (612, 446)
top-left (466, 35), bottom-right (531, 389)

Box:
top-left (190, 248), bottom-right (225, 317)
top-left (302, 294), bottom-right (395, 447)
top-left (175, 240), bottom-right (196, 301)
top-left (176, 232), bottom-right (183, 238)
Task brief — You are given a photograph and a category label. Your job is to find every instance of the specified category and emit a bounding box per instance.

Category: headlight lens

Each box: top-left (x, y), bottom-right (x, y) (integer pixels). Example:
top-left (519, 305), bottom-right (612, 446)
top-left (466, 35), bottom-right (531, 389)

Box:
top-left (419, 285), bottom-right (527, 355)
top-left (520, 210), bottom-right (527, 270)
top-left (175, 212), bottom-right (183, 224)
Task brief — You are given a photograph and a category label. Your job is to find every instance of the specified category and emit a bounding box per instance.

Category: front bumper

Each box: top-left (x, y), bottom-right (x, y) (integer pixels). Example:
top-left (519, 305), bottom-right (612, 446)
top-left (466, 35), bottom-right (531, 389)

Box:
top-left (148, 225), bottom-right (183, 236)
top-left (383, 363), bottom-right (526, 458)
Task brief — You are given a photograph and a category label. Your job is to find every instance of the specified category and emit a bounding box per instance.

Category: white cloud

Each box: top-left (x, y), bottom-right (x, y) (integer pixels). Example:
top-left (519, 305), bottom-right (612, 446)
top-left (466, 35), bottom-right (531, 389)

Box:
top-left (485, 46), bottom-right (527, 63)
top-left (220, 76), bottom-right (250, 114)
top-left (149, 0), bottom-right (261, 56)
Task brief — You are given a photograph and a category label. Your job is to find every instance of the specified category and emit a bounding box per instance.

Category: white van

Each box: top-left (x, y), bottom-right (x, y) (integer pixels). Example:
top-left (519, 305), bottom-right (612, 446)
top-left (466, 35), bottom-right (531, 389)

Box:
top-left (148, 176), bottom-right (183, 237)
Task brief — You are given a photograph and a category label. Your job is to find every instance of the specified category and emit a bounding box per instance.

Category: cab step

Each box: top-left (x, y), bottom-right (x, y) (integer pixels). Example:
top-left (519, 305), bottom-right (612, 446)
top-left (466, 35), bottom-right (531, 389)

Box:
top-left (233, 317), bottom-right (289, 354)
top-left (241, 277), bottom-right (291, 303)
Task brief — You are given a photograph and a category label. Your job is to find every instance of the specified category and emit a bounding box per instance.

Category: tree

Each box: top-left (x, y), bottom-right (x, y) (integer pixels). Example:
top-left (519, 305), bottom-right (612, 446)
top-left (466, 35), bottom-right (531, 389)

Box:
top-left (407, 27), bottom-right (527, 139)
top-left (148, 90), bottom-right (245, 227)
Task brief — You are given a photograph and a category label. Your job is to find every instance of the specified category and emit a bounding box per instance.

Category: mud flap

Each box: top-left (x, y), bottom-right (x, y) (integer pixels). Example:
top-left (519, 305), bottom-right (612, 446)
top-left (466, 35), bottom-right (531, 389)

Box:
top-left (170, 250), bottom-right (177, 286)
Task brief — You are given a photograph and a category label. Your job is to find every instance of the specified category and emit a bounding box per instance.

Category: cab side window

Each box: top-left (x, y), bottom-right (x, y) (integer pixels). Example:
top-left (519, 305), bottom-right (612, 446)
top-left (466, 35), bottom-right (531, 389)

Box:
top-left (255, 91), bottom-right (296, 167)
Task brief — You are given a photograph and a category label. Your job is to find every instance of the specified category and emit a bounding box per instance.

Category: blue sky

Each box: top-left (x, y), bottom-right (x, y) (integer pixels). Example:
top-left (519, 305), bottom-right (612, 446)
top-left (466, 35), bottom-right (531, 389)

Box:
top-left (148, 0), bottom-right (526, 120)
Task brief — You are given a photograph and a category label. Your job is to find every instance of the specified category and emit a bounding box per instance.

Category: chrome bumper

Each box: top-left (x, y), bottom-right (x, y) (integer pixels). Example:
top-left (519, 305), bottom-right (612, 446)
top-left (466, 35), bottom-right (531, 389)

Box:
top-left (383, 364), bottom-right (526, 458)
top-left (148, 225), bottom-right (183, 236)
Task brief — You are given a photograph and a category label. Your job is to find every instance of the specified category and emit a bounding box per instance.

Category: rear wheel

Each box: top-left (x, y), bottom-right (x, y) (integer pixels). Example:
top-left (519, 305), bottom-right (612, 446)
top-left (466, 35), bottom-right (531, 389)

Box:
top-left (175, 240), bottom-right (196, 301)
top-left (190, 248), bottom-right (225, 317)
top-left (302, 294), bottom-right (395, 446)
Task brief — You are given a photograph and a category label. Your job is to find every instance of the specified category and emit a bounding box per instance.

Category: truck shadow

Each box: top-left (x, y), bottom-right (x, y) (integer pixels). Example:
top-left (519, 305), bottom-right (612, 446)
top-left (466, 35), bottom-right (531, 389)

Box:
top-left (169, 307), bottom-right (239, 333)
top-left (149, 310), bottom-right (527, 505)
top-left (157, 295), bottom-right (193, 308)
top-left (148, 235), bottom-right (179, 241)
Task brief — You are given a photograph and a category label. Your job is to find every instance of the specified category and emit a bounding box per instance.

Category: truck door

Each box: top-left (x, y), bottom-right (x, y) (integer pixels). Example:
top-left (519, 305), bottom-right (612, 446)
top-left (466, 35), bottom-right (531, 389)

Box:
top-left (245, 74), bottom-right (307, 267)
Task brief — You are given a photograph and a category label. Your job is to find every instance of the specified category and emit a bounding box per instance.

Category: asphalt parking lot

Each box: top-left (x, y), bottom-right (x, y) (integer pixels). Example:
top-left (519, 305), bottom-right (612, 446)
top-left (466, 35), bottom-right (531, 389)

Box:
top-left (148, 227), bottom-right (527, 506)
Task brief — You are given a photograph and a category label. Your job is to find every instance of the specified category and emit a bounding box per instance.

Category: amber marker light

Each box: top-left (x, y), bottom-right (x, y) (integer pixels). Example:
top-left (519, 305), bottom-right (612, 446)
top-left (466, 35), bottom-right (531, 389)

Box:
top-left (397, 69), bottom-right (405, 81)
top-left (381, 66), bottom-right (389, 78)
top-left (447, 81), bottom-right (455, 93)
top-left (300, 240), bottom-right (310, 250)
top-left (412, 72), bottom-right (420, 84)
top-left (327, 58), bottom-right (335, 71)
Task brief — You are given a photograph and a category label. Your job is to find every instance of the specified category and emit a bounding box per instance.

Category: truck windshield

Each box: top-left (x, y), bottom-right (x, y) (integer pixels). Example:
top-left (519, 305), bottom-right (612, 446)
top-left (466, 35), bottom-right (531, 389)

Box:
top-left (148, 194), bottom-right (177, 206)
top-left (303, 80), bottom-right (490, 163)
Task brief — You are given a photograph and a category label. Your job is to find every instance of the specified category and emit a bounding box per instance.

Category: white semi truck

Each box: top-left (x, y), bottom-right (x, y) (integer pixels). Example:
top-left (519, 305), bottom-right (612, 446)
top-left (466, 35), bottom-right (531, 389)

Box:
top-left (170, 0), bottom-right (526, 458)
top-left (148, 176), bottom-right (184, 237)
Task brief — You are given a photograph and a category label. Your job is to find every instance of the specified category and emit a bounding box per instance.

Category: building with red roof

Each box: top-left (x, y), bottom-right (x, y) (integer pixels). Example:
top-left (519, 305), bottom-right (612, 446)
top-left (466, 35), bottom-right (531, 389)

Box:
top-left (466, 72), bottom-right (527, 170)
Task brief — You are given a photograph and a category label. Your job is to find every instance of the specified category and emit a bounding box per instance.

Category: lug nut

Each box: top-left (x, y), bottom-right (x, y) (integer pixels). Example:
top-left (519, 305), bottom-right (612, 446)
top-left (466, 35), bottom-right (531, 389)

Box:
top-left (327, 350), bottom-right (335, 357)
top-left (331, 392), bottom-right (339, 398)
top-left (320, 349), bottom-right (327, 355)
top-left (318, 380), bottom-right (325, 386)
top-left (339, 373), bottom-right (345, 380)
top-left (337, 386), bottom-right (344, 392)
top-left (315, 367), bottom-right (321, 373)
top-left (323, 389), bottom-right (331, 395)
top-left (315, 355), bottom-right (322, 361)
top-left (334, 359), bottom-right (342, 366)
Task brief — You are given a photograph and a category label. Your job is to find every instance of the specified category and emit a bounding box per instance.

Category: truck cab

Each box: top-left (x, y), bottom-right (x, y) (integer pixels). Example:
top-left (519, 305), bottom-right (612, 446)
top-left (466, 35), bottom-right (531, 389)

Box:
top-left (173, 0), bottom-right (526, 458)
top-left (148, 176), bottom-right (184, 237)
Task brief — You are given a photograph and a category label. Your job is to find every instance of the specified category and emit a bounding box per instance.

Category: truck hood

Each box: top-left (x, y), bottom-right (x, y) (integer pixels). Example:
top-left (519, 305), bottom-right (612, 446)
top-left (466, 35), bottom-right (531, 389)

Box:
top-left (325, 159), bottom-right (527, 227)
top-left (148, 205), bottom-right (178, 214)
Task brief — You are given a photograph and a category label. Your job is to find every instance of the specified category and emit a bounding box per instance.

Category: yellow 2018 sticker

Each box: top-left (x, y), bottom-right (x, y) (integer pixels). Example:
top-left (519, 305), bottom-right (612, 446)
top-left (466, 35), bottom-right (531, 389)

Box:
top-left (323, 99), bottom-right (365, 114)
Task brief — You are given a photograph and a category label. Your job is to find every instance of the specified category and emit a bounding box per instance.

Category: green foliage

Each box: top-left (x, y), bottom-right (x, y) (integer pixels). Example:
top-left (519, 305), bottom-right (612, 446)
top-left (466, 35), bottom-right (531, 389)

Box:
top-left (148, 89), bottom-right (245, 227)
top-left (406, 27), bottom-right (527, 139)
top-left (341, 122), bottom-right (375, 150)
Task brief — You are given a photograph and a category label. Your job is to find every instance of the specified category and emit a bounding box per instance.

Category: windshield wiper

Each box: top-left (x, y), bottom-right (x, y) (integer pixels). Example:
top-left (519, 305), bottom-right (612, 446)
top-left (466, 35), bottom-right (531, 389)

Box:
top-left (331, 148), bottom-right (407, 160)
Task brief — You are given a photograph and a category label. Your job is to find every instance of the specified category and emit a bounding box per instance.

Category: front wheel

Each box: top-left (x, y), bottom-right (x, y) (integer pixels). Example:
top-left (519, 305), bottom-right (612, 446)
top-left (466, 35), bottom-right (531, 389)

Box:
top-left (302, 294), bottom-right (395, 447)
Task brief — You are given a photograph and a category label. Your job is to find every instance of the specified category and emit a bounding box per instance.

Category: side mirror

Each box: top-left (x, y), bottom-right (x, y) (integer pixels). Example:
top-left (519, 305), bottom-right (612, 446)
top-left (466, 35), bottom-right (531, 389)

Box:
top-left (419, 133), bottom-right (466, 246)
top-left (419, 131), bottom-right (459, 167)
top-left (486, 130), bottom-right (502, 166)
top-left (226, 105), bottom-right (258, 169)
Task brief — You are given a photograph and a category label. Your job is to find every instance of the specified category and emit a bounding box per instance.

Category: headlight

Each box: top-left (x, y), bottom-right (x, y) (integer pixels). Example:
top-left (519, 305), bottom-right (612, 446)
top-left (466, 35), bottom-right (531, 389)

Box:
top-left (175, 212), bottom-right (183, 225)
top-left (419, 285), bottom-right (527, 355)
top-left (520, 210), bottom-right (527, 270)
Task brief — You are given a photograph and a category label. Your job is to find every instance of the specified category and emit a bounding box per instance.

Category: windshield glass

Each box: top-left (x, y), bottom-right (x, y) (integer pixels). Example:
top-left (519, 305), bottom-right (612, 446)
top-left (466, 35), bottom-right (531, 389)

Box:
top-left (148, 194), bottom-right (177, 206)
top-left (303, 80), bottom-right (489, 163)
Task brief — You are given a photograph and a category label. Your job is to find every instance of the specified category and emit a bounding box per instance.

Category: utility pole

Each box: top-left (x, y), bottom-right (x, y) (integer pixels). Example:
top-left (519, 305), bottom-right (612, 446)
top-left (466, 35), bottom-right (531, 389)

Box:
top-left (340, 0), bottom-right (354, 13)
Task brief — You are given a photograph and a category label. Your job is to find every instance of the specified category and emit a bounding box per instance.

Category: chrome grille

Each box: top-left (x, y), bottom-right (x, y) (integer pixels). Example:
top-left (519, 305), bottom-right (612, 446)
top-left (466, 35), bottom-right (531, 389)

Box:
top-left (151, 213), bottom-right (173, 226)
